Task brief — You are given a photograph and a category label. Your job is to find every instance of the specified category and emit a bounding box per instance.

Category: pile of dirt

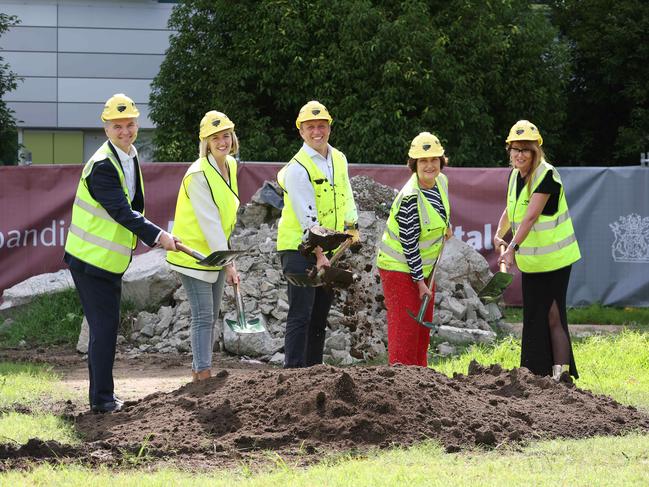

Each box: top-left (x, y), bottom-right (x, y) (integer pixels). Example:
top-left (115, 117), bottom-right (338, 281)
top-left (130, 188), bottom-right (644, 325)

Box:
top-left (69, 363), bottom-right (648, 457)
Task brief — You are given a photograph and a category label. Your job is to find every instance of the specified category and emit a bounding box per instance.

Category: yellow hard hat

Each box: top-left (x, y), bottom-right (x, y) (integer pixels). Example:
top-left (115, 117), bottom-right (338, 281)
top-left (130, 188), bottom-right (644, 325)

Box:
top-left (199, 110), bottom-right (235, 140)
top-left (408, 132), bottom-right (445, 159)
top-left (505, 120), bottom-right (543, 146)
top-left (295, 100), bottom-right (333, 129)
top-left (101, 93), bottom-right (140, 122)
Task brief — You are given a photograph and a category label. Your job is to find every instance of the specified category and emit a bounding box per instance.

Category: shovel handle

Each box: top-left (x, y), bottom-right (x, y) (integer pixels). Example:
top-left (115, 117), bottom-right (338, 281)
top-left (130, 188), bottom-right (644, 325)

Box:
top-left (176, 242), bottom-right (207, 261)
top-left (498, 244), bottom-right (508, 273)
top-left (232, 282), bottom-right (247, 322)
top-left (316, 238), bottom-right (353, 278)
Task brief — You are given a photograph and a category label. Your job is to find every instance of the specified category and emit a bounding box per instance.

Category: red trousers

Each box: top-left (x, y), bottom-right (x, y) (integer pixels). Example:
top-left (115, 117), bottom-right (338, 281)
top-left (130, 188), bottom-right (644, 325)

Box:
top-left (379, 269), bottom-right (433, 367)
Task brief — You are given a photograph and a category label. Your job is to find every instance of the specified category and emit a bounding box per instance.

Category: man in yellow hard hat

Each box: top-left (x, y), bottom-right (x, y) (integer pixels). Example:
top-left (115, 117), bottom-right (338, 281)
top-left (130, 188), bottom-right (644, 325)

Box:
top-left (276, 100), bottom-right (359, 368)
top-left (64, 93), bottom-right (178, 413)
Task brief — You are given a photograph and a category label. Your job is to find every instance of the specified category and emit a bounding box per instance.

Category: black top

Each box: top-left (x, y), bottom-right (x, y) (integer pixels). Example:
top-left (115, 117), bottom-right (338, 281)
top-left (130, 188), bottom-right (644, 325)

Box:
top-left (516, 170), bottom-right (561, 216)
top-left (64, 141), bottom-right (162, 280)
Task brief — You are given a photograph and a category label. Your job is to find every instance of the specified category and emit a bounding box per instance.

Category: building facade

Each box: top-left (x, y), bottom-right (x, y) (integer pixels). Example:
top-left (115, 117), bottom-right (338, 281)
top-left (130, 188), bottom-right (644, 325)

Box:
top-left (0, 0), bottom-right (176, 163)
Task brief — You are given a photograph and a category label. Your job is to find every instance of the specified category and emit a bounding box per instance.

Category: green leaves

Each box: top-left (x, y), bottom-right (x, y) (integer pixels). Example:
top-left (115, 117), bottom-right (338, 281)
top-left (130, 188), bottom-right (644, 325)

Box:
top-left (151, 1), bottom-right (570, 166)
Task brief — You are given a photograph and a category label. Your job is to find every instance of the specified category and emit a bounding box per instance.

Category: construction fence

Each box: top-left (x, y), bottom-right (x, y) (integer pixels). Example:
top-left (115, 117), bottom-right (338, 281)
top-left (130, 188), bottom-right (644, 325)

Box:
top-left (1, 163), bottom-right (647, 306)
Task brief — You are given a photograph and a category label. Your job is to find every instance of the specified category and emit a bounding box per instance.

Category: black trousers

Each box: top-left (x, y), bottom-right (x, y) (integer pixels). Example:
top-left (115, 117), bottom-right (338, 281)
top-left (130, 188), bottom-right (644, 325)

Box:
top-left (281, 251), bottom-right (334, 368)
top-left (70, 269), bottom-right (122, 406)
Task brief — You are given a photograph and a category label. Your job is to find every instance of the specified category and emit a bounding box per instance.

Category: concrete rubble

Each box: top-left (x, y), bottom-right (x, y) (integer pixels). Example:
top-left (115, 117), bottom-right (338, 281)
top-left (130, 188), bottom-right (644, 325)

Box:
top-left (3, 176), bottom-right (504, 362)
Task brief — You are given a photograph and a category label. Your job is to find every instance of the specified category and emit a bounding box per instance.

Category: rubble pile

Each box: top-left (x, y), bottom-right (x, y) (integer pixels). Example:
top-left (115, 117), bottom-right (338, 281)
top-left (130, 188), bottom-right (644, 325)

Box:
top-left (124, 176), bottom-right (501, 362)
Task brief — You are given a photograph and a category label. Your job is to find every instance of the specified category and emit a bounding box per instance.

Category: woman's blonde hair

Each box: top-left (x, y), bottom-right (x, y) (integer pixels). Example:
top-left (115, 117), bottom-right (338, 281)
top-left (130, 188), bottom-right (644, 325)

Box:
top-left (507, 140), bottom-right (546, 193)
top-left (199, 129), bottom-right (240, 158)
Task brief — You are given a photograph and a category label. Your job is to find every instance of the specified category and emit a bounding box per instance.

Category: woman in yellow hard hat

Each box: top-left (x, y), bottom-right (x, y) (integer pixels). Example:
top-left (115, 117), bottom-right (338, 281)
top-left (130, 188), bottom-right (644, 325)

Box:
top-left (376, 132), bottom-right (452, 366)
top-left (494, 120), bottom-right (581, 381)
top-left (166, 111), bottom-right (241, 381)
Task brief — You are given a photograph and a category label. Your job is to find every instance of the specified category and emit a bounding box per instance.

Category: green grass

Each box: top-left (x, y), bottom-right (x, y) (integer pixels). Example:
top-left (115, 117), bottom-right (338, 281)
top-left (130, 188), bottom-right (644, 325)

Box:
top-left (0, 289), bottom-right (83, 347)
top-left (503, 303), bottom-right (649, 326)
top-left (0, 362), bottom-right (67, 410)
top-left (0, 411), bottom-right (79, 445)
top-left (1, 435), bottom-right (648, 486)
top-left (433, 331), bottom-right (649, 409)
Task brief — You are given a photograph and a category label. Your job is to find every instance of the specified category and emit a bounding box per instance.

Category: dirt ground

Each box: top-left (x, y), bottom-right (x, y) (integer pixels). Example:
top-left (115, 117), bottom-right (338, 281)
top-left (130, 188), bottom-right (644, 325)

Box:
top-left (1, 345), bottom-right (649, 471)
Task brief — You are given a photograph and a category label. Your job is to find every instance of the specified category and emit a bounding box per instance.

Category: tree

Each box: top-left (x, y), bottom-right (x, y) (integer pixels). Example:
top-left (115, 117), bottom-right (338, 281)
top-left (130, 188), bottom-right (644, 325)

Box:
top-left (0, 13), bottom-right (19, 165)
top-left (551, 0), bottom-right (649, 165)
top-left (151, 0), bottom-right (570, 166)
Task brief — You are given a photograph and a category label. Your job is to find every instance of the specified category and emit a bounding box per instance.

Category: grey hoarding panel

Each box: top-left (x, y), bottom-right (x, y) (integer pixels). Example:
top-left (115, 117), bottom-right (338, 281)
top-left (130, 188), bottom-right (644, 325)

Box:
top-left (4, 77), bottom-right (57, 102)
top-left (58, 28), bottom-right (171, 54)
top-left (58, 78), bottom-right (152, 104)
top-left (58, 53), bottom-right (164, 79)
top-left (562, 167), bottom-right (649, 306)
top-left (2, 26), bottom-right (57, 51)
top-left (1, 52), bottom-right (57, 77)
top-left (8, 102), bottom-right (57, 127)
top-left (58, 4), bottom-right (173, 30)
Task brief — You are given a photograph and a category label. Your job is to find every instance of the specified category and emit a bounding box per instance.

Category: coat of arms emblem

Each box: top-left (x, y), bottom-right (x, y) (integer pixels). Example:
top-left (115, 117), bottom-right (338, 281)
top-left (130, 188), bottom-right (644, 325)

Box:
top-left (609, 213), bottom-right (649, 263)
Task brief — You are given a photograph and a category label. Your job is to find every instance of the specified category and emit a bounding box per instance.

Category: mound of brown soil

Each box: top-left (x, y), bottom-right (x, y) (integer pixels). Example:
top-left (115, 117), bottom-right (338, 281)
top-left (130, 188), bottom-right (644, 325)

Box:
top-left (71, 362), bottom-right (649, 457)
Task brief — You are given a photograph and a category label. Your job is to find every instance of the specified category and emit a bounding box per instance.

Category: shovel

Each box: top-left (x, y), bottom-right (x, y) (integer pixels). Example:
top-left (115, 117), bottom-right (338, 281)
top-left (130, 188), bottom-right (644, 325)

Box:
top-left (477, 245), bottom-right (513, 304)
top-left (285, 237), bottom-right (356, 288)
top-left (224, 282), bottom-right (266, 334)
top-left (298, 225), bottom-right (352, 256)
top-left (406, 236), bottom-right (447, 330)
top-left (176, 242), bottom-right (249, 267)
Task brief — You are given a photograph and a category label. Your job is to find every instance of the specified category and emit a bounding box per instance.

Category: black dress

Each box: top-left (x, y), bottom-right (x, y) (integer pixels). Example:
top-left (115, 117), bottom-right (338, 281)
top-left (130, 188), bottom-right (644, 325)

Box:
top-left (516, 172), bottom-right (579, 378)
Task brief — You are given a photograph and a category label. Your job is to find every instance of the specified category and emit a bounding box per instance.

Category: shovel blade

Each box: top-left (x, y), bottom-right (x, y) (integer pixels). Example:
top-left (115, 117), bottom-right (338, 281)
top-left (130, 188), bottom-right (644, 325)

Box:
top-left (477, 271), bottom-right (513, 302)
top-left (225, 316), bottom-right (266, 334)
top-left (285, 272), bottom-right (322, 287)
top-left (196, 249), bottom-right (250, 267)
top-left (320, 267), bottom-right (355, 288)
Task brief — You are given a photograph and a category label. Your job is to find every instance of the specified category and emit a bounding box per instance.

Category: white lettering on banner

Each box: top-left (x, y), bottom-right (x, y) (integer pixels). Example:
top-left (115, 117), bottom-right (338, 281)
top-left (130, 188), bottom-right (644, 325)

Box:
top-left (453, 224), bottom-right (493, 251)
top-left (609, 213), bottom-right (649, 263)
top-left (0, 220), bottom-right (68, 249)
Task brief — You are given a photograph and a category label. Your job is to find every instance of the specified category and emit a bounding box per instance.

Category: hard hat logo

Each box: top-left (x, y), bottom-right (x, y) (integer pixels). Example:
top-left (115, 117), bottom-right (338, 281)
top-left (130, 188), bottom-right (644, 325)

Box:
top-left (212, 119), bottom-right (221, 127)
top-left (423, 144), bottom-right (431, 151)
top-left (516, 129), bottom-right (524, 135)
top-left (312, 109), bottom-right (321, 115)
top-left (117, 104), bottom-right (126, 113)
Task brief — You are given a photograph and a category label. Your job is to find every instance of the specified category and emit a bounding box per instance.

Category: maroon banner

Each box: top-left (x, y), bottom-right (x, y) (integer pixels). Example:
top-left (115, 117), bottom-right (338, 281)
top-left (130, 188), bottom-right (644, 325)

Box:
top-left (0, 163), bottom-right (519, 303)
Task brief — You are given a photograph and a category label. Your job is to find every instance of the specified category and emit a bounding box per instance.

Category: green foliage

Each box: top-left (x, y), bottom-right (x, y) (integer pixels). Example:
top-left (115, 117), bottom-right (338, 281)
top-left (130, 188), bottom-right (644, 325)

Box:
top-left (151, 0), bottom-right (569, 166)
top-left (0, 13), bottom-right (20, 165)
top-left (550, 0), bottom-right (649, 165)
top-left (503, 303), bottom-right (649, 326)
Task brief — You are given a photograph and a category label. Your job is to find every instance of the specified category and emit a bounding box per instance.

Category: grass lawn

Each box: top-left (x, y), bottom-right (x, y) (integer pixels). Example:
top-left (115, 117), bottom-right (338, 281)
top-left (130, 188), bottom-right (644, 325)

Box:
top-left (1, 332), bottom-right (649, 485)
top-left (503, 303), bottom-right (649, 327)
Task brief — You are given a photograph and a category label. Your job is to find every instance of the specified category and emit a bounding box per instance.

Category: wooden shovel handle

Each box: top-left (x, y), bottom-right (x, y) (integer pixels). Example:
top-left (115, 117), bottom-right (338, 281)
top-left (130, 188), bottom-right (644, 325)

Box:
top-left (176, 242), bottom-right (206, 261)
top-left (499, 244), bottom-right (508, 273)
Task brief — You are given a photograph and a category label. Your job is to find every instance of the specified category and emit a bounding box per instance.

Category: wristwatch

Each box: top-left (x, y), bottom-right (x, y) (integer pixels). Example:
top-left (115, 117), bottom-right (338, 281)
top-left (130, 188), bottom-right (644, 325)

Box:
top-left (511, 243), bottom-right (520, 252)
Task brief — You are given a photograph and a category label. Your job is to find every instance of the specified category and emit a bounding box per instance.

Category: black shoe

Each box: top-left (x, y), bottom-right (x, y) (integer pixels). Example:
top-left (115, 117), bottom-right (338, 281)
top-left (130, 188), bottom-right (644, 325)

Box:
top-left (91, 400), bottom-right (123, 414)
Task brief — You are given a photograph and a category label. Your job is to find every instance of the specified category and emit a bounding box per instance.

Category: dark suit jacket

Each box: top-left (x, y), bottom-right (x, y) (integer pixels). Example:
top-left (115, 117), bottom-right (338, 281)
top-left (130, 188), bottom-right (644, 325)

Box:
top-left (64, 141), bottom-right (162, 279)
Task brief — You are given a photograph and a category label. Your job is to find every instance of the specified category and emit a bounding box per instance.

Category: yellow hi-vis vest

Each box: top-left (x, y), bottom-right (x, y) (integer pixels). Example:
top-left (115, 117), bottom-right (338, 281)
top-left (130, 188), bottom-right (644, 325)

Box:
top-left (64, 141), bottom-right (141, 274)
top-left (376, 173), bottom-right (450, 276)
top-left (276, 147), bottom-right (350, 251)
top-left (507, 160), bottom-right (581, 273)
top-left (166, 155), bottom-right (239, 271)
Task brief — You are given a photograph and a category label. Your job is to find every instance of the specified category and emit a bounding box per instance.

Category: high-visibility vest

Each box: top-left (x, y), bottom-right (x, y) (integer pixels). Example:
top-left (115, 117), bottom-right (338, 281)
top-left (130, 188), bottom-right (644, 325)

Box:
top-left (64, 141), bottom-right (140, 274)
top-left (507, 160), bottom-right (581, 273)
top-left (276, 147), bottom-right (350, 251)
top-left (376, 173), bottom-right (450, 276)
top-left (166, 156), bottom-right (239, 271)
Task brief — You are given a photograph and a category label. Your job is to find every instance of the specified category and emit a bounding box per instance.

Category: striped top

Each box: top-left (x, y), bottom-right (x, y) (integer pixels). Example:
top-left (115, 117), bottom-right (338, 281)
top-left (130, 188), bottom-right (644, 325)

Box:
top-left (396, 185), bottom-right (447, 281)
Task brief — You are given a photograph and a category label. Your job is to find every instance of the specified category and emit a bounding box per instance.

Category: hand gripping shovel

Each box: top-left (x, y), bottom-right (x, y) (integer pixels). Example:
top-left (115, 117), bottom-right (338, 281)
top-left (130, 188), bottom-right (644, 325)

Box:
top-left (406, 237), bottom-right (447, 330)
top-left (477, 245), bottom-right (513, 304)
top-left (225, 282), bottom-right (266, 334)
top-left (176, 242), bottom-right (249, 267)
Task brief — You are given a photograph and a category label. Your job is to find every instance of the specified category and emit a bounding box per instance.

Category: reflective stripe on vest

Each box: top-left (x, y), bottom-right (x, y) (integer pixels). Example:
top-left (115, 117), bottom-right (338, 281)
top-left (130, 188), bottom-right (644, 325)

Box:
top-left (376, 172), bottom-right (449, 276)
top-left (276, 147), bottom-right (350, 251)
top-left (64, 141), bottom-right (140, 274)
top-left (507, 161), bottom-right (581, 272)
top-left (166, 155), bottom-right (239, 271)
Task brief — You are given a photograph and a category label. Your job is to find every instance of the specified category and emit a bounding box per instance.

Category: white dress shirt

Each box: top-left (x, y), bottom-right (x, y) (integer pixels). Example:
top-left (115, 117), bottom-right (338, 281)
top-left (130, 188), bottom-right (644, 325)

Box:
top-left (113, 143), bottom-right (138, 202)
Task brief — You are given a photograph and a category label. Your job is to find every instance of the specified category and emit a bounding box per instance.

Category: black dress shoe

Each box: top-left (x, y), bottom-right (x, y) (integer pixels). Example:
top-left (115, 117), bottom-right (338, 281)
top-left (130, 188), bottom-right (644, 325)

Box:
top-left (91, 400), bottom-right (123, 414)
